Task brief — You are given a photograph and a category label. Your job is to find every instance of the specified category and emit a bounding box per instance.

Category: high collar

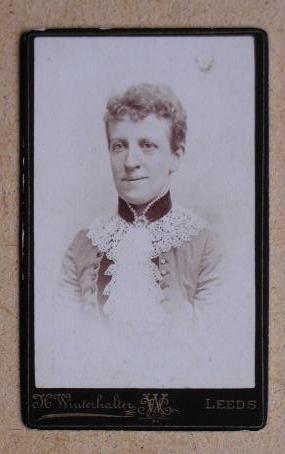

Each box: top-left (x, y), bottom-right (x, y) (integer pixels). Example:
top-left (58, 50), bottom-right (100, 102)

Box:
top-left (118, 191), bottom-right (172, 224)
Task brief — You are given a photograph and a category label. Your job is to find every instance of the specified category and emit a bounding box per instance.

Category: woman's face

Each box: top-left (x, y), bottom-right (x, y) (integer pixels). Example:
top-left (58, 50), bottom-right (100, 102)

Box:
top-left (108, 114), bottom-right (183, 206)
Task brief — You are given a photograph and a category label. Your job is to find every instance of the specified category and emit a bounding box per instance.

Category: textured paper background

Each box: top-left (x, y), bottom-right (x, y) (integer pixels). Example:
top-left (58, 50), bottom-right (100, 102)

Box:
top-left (0, 0), bottom-right (283, 452)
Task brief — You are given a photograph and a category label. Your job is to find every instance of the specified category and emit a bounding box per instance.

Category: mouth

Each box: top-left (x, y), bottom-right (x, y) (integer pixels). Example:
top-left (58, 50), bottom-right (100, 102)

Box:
top-left (122, 177), bottom-right (148, 182)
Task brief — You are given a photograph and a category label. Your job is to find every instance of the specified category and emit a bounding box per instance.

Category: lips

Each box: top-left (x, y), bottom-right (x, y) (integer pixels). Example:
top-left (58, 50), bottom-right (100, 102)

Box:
top-left (122, 176), bottom-right (148, 182)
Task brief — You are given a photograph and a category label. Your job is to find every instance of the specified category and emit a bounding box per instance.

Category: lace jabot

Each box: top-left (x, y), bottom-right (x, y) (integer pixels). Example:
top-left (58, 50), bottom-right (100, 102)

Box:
top-left (87, 204), bottom-right (206, 260)
top-left (87, 199), bottom-right (207, 332)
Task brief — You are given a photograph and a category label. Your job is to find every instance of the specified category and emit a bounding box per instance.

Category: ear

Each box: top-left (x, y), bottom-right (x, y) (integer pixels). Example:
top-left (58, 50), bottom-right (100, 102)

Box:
top-left (170, 146), bottom-right (184, 173)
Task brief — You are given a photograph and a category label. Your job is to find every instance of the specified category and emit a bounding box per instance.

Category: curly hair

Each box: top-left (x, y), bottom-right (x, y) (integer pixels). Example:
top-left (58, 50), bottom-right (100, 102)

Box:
top-left (104, 83), bottom-right (187, 153)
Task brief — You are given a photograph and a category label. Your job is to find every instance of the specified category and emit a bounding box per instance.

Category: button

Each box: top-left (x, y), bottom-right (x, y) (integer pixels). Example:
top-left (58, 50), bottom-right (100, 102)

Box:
top-left (161, 281), bottom-right (170, 290)
top-left (160, 298), bottom-right (169, 304)
top-left (161, 269), bottom-right (168, 276)
top-left (160, 258), bottom-right (166, 265)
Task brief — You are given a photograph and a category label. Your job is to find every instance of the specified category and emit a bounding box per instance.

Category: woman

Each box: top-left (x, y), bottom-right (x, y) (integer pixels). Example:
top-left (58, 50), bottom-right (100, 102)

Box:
top-left (56, 84), bottom-right (225, 387)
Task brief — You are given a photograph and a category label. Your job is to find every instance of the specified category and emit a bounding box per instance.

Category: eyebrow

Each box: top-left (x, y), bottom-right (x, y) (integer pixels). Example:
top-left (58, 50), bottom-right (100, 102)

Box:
top-left (110, 138), bottom-right (128, 145)
top-left (139, 138), bottom-right (157, 144)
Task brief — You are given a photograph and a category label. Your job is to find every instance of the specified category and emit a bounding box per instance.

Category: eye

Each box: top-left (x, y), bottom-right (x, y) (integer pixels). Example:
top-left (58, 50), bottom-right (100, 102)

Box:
top-left (111, 141), bottom-right (127, 152)
top-left (140, 140), bottom-right (158, 152)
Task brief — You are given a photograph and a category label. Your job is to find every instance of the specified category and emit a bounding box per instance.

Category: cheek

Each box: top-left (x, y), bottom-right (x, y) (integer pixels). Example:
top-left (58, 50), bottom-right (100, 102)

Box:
top-left (148, 155), bottom-right (171, 177)
top-left (110, 155), bottom-right (122, 176)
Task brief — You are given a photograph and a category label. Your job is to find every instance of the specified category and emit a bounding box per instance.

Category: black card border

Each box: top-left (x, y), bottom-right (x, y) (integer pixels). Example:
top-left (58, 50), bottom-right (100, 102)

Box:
top-left (20, 28), bottom-right (269, 430)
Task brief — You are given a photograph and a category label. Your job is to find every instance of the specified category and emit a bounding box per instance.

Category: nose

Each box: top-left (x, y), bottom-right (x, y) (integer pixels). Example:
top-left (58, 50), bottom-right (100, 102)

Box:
top-left (124, 147), bottom-right (141, 171)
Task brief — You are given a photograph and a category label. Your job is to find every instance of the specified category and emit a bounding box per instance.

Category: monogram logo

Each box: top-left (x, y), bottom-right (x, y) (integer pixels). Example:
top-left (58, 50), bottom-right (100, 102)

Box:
top-left (137, 393), bottom-right (179, 420)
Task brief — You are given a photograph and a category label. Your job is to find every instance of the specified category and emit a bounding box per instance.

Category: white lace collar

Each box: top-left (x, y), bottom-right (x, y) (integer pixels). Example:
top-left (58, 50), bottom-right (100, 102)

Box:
top-left (87, 205), bottom-right (206, 260)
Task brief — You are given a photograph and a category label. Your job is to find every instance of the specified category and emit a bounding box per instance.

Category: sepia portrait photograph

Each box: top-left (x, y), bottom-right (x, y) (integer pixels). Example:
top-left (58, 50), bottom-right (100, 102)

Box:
top-left (31, 32), bottom-right (258, 392)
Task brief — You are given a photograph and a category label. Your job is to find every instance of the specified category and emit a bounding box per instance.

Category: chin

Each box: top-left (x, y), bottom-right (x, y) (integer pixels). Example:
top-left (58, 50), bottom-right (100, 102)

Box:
top-left (124, 196), bottom-right (152, 206)
top-left (119, 191), bottom-right (153, 206)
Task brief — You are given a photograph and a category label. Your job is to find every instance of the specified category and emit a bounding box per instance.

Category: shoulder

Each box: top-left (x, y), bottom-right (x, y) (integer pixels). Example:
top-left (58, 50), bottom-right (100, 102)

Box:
top-left (165, 204), bottom-right (209, 247)
top-left (68, 229), bottom-right (95, 254)
top-left (65, 229), bottom-right (102, 269)
top-left (66, 209), bottom-right (120, 262)
top-left (186, 226), bottom-right (222, 253)
top-left (169, 206), bottom-right (223, 262)
top-left (69, 210), bottom-right (116, 254)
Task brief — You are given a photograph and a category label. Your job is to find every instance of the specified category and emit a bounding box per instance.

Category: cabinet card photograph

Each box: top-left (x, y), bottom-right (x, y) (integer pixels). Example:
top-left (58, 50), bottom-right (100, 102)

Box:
top-left (21, 29), bottom-right (268, 429)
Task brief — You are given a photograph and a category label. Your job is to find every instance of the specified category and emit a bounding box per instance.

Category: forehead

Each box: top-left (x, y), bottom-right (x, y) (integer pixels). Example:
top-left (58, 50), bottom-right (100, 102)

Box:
top-left (108, 114), bottom-right (171, 140)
